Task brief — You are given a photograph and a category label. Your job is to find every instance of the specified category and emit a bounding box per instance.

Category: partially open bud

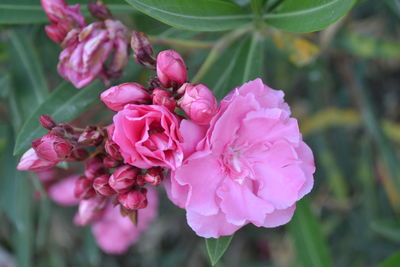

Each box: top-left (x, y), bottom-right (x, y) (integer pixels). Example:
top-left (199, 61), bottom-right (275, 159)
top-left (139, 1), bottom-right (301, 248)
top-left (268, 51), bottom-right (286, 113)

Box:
top-left (156, 50), bottom-right (187, 88)
top-left (144, 167), bottom-right (163, 186)
top-left (88, 1), bottom-right (111, 20)
top-left (131, 31), bottom-right (155, 69)
top-left (177, 83), bottom-right (218, 125)
top-left (17, 148), bottom-right (57, 171)
top-left (118, 188), bottom-right (148, 210)
top-left (109, 165), bottom-right (138, 191)
top-left (85, 156), bottom-right (107, 179)
top-left (32, 134), bottom-right (73, 162)
top-left (39, 114), bottom-right (56, 130)
top-left (74, 176), bottom-right (96, 199)
top-left (151, 88), bottom-right (176, 112)
top-left (78, 126), bottom-right (104, 146)
top-left (93, 174), bottom-right (116, 196)
top-left (100, 83), bottom-right (151, 111)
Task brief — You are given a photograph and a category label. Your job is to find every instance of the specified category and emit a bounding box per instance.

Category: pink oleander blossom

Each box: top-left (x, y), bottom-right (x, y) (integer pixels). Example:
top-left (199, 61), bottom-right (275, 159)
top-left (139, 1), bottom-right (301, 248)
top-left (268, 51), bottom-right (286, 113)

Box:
top-left (112, 104), bottom-right (184, 170)
top-left (165, 79), bottom-right (315, 238)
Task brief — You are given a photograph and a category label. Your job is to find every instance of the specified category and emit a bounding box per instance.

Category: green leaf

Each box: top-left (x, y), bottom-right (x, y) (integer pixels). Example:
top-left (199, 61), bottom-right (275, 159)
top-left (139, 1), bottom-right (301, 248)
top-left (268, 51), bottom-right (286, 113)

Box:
top-left (371, 220), bottom-right (400, 243)
top-left (289, 199), bottom-right (333, 267)
top-left (124, 0), bottom-right (253, 31)
top-left (264, 0), bottom-right (357, 33)
top-left (14, 81), bottom-right (104, 155)
top-left (9, 30), bottom-right (48, 107)
top-left (379, 252), bottom-right (400, 267)
top-left (0, 0), bottom-right (135, 25)
top-left (205, 235), bottom-right (234, 266)
top-left (203, 34), bottom-right (264, 99)
top-left (0, 73), bottom-right (10, 99)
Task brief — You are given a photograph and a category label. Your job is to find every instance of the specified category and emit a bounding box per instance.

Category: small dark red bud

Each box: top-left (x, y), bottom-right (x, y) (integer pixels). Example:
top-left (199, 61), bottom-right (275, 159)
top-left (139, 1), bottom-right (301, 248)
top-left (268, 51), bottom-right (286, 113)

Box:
top-left (103, 156), bottom-right (121, 168)
top-left (131, 31), bottom-right (156, 69)
top-left (88, 1), bottom-right (112, 20)
top-left (151, 88), bottom-right (176, 111)
top-left (85, 156), bottom-right (107, 179)
top-left (74, 176), bottom-right (96, 199)
top-left (78, 126), bottom-right (104, 146)
top-left (144, 167), bottom-right (164, 186)
top-left (118, 188), bottom-right (148, 210)
top-left (70, 147), bottom-right (89, 161)
top-left (39, 114), bottom-right (56, 130)
top-left (93, 174), bottom-right (116, 196)
top-left (109, 165), bottom-right (138, 191)
top-left (135, 174), bottom-right (146, 187)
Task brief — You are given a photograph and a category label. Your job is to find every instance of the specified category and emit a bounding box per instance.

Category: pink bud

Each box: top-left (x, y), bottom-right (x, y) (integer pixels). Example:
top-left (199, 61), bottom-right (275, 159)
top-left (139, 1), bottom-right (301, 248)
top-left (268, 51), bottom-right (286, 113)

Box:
top-left (41, 0), bottom-right (67, 24)
top-left (78, 126), bottom-right (103, 146)
top-left (104, 140), bottom-right (122, 160)
top-left (103, 156), bottom-right (121, 168)
top-left (32, 134), bottom-right (73, 162)
top-left (45, 24), bottom-right (65, 43)
top-left (177, 83), bottom-right (218, 125)
top-left (144, 167), bottom-right (163, 186)
top-left (74, 176), bottom-right (96, 199)
top-left (17, 148), bottom-right (57, 171)
top-left (151, 88), bottom-right (176, 111)
top-left (85, 156), bottom-right (107, 179)
top-left (74, 196), bottom-right (106, 226)
top-left (39, 114), bottom-right (56, 130)
top-left (100, 83), bottom-right (151, 111)
top-left (93, 174), bottom-right (116, 196)
top-left (70, 147), bottom-right (89, 161)
top-left (109, 165), bottom-right (138, 191)
top-left (156, 50), bottom-right (187, 88)
top-left (118, 188), bottom-right (148, 210)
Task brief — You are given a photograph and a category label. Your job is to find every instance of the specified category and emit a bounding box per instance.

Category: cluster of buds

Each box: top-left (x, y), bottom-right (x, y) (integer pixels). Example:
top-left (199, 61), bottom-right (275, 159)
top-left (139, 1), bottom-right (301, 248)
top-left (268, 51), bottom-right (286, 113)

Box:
top-left (42, 0), bottom-right (130, 88)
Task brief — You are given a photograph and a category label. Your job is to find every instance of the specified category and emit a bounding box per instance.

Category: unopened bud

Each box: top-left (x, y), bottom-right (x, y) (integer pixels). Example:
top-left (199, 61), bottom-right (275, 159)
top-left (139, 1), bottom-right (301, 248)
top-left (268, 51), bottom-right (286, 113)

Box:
top-left (151, 88), bottom-right (176, 111)
top-left (144, 167), bottom-right (163, 186)
top-left (88, 1), bottom-right (111, 20)
top-left (118, 188), bottom-right (148, 210)
top-left (109, 165), bottom-right (138, 191)
top-left (135, 174), bottom-right (146, 187)
top-left (93, 174), bottom-right (116, 196)
top-left (78, 126), bottom-right (103, 146)
top-left (85, 156), bottom-right (107, 179)
top-left (39, 114), bottom-right (57, 130)
top-left (32, 134), bottom-right (72, 162)
top-left (70, 147), bottom-right (89, 161)
top-left (74, 176), bottom-right (96, 199)
top-left (156, 50), bottom-right (187, 88)
top-left (103, 156), bottom-right (121, 168)
top-left (131, 31), bottom-right (155, 69)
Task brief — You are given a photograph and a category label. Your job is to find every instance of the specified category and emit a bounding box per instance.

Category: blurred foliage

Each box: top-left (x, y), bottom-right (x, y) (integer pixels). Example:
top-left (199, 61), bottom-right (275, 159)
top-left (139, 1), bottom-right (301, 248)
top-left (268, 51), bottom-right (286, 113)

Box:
top-left (1, 0), bottom-right (400, 266)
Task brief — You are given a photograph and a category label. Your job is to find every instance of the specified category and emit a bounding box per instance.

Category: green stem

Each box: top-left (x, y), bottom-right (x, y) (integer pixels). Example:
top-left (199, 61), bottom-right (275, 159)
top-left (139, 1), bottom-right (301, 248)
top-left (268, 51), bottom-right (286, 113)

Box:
top-left (148, 36), bottom-right (213, 50)
top-left (192, 25), bottom-right (252, 83)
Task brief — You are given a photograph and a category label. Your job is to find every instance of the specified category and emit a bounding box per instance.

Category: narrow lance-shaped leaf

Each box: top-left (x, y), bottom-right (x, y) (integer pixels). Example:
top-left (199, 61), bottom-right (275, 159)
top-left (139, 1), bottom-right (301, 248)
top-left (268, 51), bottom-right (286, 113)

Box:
top-left (124, 0), bottom-right (253, 31)
top-left (14, 81), bottom-right (104, 155)
top-left (205, 235), bottom-right (233, 266)
top-left (379, 252), bottom-right (400, 267)
top-left (264, 0), bottom-right (357, 33)
top-left (289, 198), bottom-right (333, 267)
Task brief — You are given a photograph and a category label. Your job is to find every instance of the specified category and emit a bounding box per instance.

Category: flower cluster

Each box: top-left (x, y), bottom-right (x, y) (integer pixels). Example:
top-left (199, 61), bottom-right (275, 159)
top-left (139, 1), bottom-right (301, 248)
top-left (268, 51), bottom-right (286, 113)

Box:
top-left (18, 0), bottom-right (315, 255)
top-left (41, 0), bottom-right (129, 88)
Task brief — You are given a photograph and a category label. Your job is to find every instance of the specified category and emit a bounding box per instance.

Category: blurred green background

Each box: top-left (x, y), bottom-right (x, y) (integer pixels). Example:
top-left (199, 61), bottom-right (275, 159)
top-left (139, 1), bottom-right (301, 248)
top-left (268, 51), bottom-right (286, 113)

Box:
top-left (1, 0), bottom-right (400, 266)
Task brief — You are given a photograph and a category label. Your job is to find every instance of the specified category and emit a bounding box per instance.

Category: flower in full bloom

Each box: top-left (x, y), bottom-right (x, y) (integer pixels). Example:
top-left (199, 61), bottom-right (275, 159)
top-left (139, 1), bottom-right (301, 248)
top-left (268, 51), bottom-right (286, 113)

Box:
top-left (156, 50), bottom-right (187, 88)
top-left (58, 19), bottom-right (129, 88)
top-left (177, 83), bottom-right (218, 125)
top-left (101, 83), bottom-right (151, 111)
top-left (111, 104), bottom-right (184, 170)
top-left (165, 79), bottom-right (315, 238)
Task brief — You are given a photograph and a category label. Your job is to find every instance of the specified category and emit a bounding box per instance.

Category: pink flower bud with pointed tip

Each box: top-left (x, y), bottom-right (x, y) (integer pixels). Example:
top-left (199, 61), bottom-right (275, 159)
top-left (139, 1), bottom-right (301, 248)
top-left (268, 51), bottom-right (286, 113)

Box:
top-left (17, 148), bottom-right (57, 171)
top-left (74, 176), bottom-right (96, 199)
top-left (74, 196), bottom-right (106, 226)
top-left (109, 165), bottom-right (138, 191)
top-left (101, 83), bottom-right (151, 112)
top-left (85, 156), bottom-right (107, 179)
top-left (156, 50), bottom-right (187, 88)
top-left (70, 147), bottom-right (89, 161)
top-left (39, 114), bottom-right (56, 130)
top-left (93, 174), bottom-right (116, 196)
top-left (32, 134), bottom-right (73, 162)
top-left (177, 83), bottom-right (218, 125)
top-left (118, 188), bottom-right (148, 210)
top-left (151, 88), bottom-right (176, 112)
top-left (144, 167), bottom-right (163, 186)
top-left (45, 24), bottom-right (65, 43)
top-left (49, 175), bottom-right (80, 206)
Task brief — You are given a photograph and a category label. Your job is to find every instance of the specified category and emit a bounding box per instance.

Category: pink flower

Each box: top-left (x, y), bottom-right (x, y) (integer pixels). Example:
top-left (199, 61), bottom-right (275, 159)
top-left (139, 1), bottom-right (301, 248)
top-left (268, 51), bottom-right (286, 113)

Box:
top-left (58, 20), bottom-right (128, 88)
top-left (91, 188), bottom-right (158, 254)
top-left (112, 104), bottom-right (183, 170)
top-left (41, 0), bottom-right (85, 43)
top-left (17, 148), bottom-right (57, 171)
top-left (165, 79), bottom-right (315, 238)
top-left (177, 83), bottom-right (218, 125)
top-left (156, 50), bottom-right (187, 88)
top-left (101, 83), bottom-right (151, 111)
top-left (48, 175), bottom-right (80, 206)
